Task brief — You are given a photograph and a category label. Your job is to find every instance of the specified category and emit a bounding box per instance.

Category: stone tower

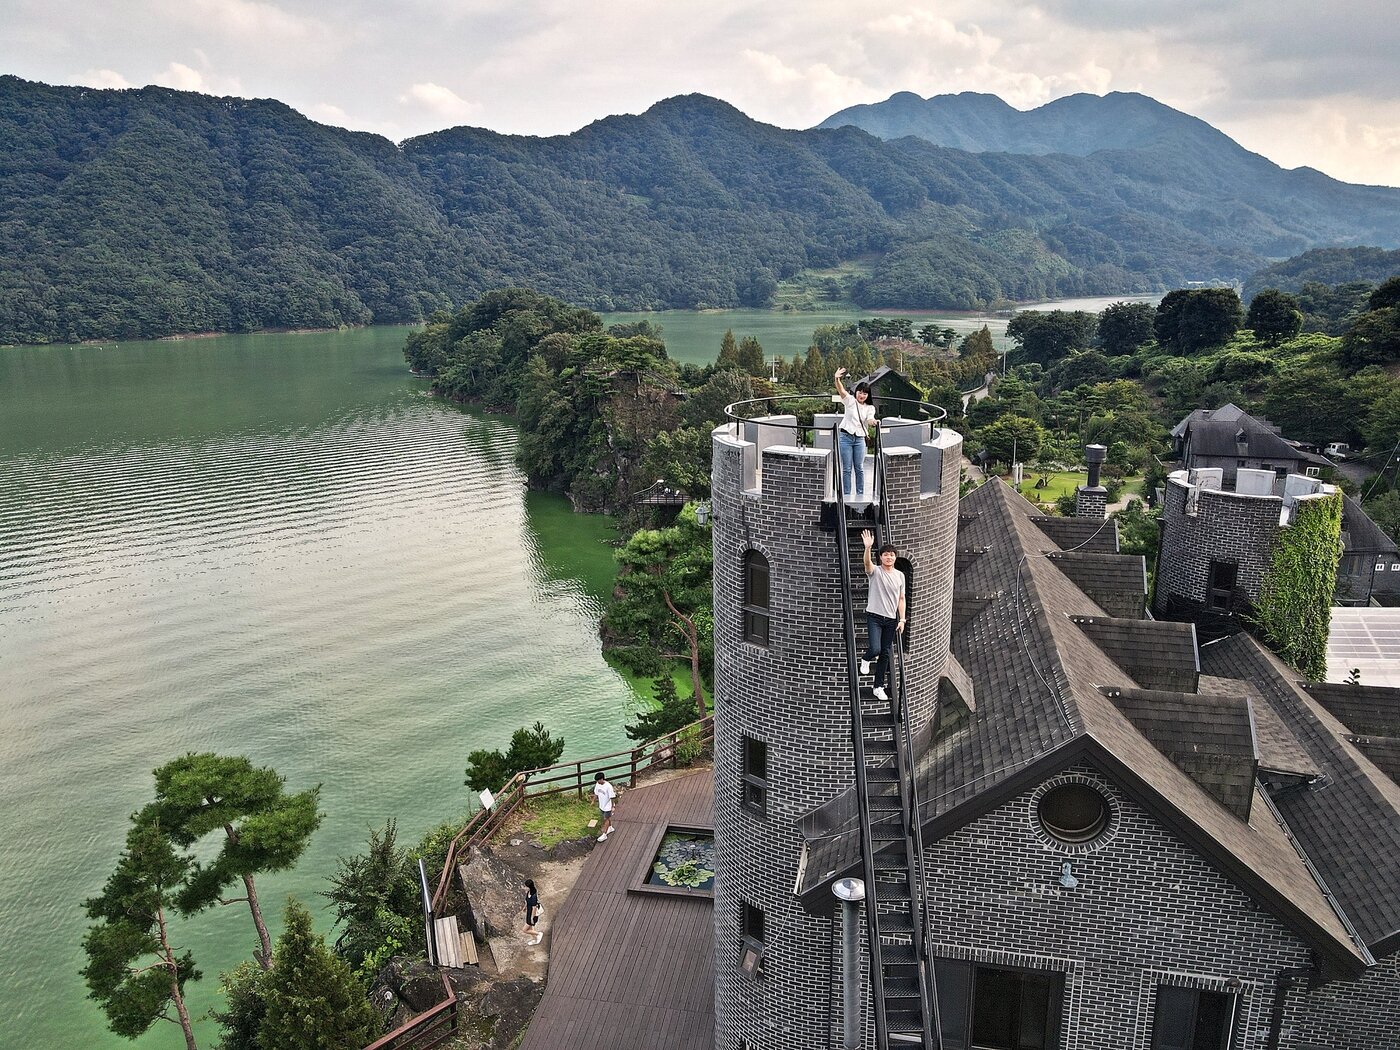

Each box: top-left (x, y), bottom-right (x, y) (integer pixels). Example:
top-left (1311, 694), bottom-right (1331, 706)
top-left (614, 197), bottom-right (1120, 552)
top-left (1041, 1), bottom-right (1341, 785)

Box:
top-left (710, 414), bottom-right (962, 1050)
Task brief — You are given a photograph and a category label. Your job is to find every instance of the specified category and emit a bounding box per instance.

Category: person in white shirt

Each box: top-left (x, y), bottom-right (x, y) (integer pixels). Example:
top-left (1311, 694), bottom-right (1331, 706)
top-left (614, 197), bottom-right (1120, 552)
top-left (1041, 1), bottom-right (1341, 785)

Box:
top-left (860, 529), bottom-right (906, 702)
top-left (593, 772), bottom-right (618, 841)
top-left (834, 367), bottom-right (876, 500)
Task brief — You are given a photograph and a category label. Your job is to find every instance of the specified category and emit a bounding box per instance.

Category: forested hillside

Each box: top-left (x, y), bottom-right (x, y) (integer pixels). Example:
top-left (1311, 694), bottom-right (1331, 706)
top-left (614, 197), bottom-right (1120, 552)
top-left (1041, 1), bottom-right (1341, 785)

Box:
top-left (3, 76), bottom-right (1400, 344)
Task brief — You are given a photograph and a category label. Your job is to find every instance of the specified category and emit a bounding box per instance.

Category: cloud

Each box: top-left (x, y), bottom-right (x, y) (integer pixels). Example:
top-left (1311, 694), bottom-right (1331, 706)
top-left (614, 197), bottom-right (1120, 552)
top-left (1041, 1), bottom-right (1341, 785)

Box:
top-left (150, 60), bottom-right (244, 96)
top-left (159, 0), bottom-right (321, 42)
top-left (75, 69), bottom-right (133, 90)
top-left (741, 50), bottom-right (874, 120)
top-left (398, 82), bottom-right (480, 125)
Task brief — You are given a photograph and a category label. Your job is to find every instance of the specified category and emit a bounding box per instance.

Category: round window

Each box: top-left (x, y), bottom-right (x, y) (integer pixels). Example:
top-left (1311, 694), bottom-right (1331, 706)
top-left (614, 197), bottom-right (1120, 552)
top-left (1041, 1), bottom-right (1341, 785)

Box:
top-left (1037, 783), bottom-right (1110, 844)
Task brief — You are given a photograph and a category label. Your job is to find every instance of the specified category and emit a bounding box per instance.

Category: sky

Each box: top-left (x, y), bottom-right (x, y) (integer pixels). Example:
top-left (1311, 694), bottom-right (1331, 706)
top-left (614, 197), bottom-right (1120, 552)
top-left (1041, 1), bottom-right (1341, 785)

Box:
top-left (3, 0), bottom-right (1398, 188)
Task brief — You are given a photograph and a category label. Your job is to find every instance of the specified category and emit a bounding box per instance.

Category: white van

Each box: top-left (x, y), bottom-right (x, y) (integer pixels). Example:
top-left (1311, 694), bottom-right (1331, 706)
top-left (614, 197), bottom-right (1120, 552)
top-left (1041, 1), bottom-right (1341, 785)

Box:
top-left (1325, 442), bottom-right (1351, 460)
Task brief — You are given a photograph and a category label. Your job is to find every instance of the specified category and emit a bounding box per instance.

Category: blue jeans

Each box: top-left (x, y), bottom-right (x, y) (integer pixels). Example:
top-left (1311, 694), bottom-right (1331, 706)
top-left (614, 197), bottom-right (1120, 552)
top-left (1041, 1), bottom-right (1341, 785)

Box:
top-left (838, 431), bottom-right (866, 498)
top-left (864, 613), bottom-right (897, 689)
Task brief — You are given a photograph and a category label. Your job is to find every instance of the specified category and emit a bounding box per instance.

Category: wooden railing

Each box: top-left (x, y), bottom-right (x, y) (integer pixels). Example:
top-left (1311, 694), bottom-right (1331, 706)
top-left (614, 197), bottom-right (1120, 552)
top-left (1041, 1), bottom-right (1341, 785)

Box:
top-left (430, 715), bottom-right (715, 911)
top-left (364, 973), bottom-right (457, 1050)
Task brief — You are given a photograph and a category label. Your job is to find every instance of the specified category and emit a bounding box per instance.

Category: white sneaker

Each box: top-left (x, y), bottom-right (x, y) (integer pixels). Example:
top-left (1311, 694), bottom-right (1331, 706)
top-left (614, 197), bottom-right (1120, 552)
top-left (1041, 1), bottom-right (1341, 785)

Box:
top-left (598, 832), bottom-right (608, 841)
top-left (859, 659), bottom-right (872, 676)
top-left (873, 686), bottom-right (889, 702)
top-left (531, 932), bottom-right (543, 945)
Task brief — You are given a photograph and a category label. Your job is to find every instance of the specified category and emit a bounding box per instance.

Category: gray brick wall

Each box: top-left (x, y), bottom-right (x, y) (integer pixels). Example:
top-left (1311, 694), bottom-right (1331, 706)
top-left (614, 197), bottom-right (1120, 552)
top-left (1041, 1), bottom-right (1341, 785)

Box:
top-left (1075, 487), bottom-right (1108, 520)
top-left (1155, 477), bottom-right (1281, 614)
top-left (711, 426), bottom-right (962, 1050)
top-left (922, 764), bottom-right (1320, 1050)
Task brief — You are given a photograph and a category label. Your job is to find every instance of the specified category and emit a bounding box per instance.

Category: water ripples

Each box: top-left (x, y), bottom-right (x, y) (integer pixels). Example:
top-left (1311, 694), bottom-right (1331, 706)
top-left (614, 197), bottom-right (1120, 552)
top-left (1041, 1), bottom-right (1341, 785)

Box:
top-left (0, 334), bottom-right (632, 1048)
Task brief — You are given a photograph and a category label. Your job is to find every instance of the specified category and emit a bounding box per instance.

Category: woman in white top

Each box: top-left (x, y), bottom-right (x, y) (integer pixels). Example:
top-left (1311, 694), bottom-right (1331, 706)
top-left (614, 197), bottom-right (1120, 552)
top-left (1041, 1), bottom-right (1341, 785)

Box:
top-left (834, 367), bottom-right (876, 500)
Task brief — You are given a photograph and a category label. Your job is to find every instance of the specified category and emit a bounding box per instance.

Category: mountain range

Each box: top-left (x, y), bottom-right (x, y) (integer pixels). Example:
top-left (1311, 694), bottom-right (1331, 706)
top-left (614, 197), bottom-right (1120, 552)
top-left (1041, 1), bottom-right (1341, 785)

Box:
top-left (1, 76), bottom-right (1397, 345)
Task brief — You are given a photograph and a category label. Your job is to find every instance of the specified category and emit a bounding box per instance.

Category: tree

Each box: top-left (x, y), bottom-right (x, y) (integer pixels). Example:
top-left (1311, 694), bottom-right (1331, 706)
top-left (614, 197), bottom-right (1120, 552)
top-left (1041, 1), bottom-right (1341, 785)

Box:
top-left (625, 673), bottom-right (699, 741)
top-left (602, 503), bottom-right (714, 717)
top-left (737, 335), bottom-right (767, 376)
top-left (1097, 301), bottom-right (1155, 356)
top-left (979, 415), bottom-right (1045, 465)
top-left (323, 820), bottom-right (424, 975)
top-left (210, 962), bottom-right (268, 1050)
top-left (1154, 288), bottom-right (1243, 355)
top-left (464, 722), bottom-right (567, 792)
top-left (1006, 310), bottom-right (1097, 366)
top-left (1340, 305), bottom-right (1400, 370)
top-left (716, 329), bottom-right (741, 369)
top-left (147, 754), bottom-right (322, 970)
top-left (1246, 289), bottom-right (1304, 344)
top-left (258, 899), bottom-right (381, 1050)
top-left (83, 818), bottom-right (202, 1050)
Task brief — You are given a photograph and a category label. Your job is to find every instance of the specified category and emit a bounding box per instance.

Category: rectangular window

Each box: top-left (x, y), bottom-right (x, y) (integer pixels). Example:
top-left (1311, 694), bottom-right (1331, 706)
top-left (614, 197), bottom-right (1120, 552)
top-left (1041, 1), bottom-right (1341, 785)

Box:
top-left (1151, 986), bottom-right (1235, 1050)
top-left (743, 552), bottom-right (771, 646)
top-left (740, 901), bottom-right (766, 977)
top-left (935, 960), bottom-right (1062, 1050)
top-left (1207, 560), bottom-right (1238, 612)
top-left (742, 736), bottom-right (768, 815)
top-left (742, 900), bottom-right (766, 943)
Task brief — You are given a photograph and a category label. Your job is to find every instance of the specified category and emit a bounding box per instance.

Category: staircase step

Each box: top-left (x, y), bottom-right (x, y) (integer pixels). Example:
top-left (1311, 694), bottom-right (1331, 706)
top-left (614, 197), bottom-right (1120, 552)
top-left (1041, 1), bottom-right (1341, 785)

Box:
top-left (886, 1031), bottom-right (926, 1047)
top-left (868, 793), bottom-right (904, 812)
top-left (880, 943), bottom-right (917, 966)
top-left (883, 977), bottom-right (921, 1000)
top-left (871, 823), bottom-right (906, 843)
top-left (886, 1009), bottom-right (925, 1035)
top-left (874, 878), bottom-right (912, 902)
top-left (864, 737), bottom-right (898, 755)
top-left (863, 712), bottom-right (896, 729)
top-left (879, 911), bottom-right (914, 935)
top-left (866, 765), bottom-right (899, 782)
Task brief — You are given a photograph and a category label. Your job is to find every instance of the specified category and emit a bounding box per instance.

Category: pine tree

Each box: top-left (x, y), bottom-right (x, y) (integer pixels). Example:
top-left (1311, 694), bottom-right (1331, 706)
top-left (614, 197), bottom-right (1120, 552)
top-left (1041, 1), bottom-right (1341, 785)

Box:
top-left (737, 335), bottom-right (766, 376)
top-left (716, 330), bottom-right (740, 369)
top-left (258, 900), bottom-right (381, 1050)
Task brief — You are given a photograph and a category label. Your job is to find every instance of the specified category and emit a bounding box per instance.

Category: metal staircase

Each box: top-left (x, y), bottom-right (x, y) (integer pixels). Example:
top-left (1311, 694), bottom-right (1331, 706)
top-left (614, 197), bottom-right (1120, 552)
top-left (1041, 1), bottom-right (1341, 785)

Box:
top-left (829, 428), bottom-right (941, 1050)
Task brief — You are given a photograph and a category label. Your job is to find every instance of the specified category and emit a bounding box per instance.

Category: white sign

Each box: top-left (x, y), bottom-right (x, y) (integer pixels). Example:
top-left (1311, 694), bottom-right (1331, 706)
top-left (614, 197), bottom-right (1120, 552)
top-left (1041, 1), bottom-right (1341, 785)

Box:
top-left (478, 788), bottom-right (495, 810)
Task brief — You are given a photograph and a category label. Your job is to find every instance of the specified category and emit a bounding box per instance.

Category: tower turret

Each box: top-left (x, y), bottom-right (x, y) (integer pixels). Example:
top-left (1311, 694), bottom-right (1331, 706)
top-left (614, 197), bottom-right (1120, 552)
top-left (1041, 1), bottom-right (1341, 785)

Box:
top-left (710, 406), bottom-right (962, 1049)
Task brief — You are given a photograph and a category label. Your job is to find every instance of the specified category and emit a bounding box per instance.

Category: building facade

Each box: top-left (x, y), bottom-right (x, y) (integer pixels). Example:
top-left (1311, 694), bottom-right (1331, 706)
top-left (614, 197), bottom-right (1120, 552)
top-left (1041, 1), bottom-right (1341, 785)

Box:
top-left (707, 418), bottom-right (1400, 1050)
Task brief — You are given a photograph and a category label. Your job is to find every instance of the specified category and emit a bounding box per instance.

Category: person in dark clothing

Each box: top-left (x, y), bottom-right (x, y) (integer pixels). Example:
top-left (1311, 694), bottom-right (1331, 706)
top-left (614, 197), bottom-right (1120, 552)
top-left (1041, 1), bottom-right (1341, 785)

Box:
top-left (521, 878), bottom-right (542, 945)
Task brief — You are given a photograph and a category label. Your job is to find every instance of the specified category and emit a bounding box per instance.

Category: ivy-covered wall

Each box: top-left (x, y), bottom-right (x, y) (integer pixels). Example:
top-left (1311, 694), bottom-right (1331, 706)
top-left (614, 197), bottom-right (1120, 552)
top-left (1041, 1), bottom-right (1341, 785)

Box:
top-left (1254, 492), bottom-right (1343, 678)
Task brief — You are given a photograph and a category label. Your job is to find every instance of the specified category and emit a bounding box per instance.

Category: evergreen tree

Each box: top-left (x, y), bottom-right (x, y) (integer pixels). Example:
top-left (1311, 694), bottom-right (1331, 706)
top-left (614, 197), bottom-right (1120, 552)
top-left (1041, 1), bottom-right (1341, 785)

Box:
top-left (737, 335), bottom-right (767, 376)
top-left (258, 900), bottom-right (380, 1050)
top-left (716, 330), bottom-right (741, 369)
top-left (464, 722), bottom-right (567, 792)
top-left (83, 818), bottom-right (201, 1050)
top-left (147, 754), bottom-right (322, 969)
top-left (625, 674), bottom-right (699, 741)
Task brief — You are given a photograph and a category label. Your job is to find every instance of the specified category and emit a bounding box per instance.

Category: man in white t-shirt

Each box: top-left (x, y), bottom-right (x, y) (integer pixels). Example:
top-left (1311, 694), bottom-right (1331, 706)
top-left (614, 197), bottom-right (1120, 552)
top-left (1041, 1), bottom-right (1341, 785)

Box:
top-left (594, 771), bottom-right (618, 841)
top-left (860, 529), bottom-right (906, 702)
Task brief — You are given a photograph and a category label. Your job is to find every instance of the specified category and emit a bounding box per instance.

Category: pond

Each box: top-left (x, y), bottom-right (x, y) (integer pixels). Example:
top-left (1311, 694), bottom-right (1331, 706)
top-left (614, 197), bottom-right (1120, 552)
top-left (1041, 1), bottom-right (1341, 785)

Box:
top-left (646, 828), bottom-right (717, 893)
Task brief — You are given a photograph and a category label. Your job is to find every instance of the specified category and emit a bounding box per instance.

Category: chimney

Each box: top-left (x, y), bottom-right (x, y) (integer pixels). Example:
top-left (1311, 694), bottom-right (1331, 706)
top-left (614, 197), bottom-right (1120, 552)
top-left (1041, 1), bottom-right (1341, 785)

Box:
top-left (1076, 444), bottom-right (1108, 519)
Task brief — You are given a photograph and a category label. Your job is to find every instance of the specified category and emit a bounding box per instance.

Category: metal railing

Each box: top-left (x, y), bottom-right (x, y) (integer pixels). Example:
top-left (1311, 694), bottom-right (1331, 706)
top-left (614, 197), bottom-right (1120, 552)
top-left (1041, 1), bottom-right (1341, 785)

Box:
top-left (876, 442), bottom-right (943, 1049)
top-left (430, 715), bottom-right (715, 911)
top-left (363, 973), bottom-right (458, 1050)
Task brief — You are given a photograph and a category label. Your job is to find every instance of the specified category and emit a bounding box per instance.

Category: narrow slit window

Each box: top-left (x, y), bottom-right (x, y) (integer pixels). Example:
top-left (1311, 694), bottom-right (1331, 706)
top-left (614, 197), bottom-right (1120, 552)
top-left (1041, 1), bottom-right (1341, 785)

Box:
top-left (742, 736), bottom-right (767, 816)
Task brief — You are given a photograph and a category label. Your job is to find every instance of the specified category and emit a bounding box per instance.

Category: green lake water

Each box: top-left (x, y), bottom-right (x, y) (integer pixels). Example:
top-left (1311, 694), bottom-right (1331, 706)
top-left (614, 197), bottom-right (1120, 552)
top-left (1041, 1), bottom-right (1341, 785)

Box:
top-left (0, 297), bottom-right (1146, 1048)
top-left (0, 327), bottom-right (633, 1050)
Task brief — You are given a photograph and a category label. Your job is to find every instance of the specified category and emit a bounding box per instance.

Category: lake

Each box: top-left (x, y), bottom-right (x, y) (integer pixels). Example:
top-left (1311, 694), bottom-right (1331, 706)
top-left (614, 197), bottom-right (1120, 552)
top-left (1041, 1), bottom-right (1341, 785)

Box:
top-left (0, 327), bottom-right (631, 1049)
top-left (0, 295), bottom-right (1151, 1047)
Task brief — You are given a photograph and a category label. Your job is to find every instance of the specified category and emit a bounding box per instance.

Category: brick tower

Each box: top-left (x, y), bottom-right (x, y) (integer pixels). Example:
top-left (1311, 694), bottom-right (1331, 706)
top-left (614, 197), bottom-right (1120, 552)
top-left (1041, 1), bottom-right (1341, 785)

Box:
top-left (709, 414), bottom-right (962, 1049)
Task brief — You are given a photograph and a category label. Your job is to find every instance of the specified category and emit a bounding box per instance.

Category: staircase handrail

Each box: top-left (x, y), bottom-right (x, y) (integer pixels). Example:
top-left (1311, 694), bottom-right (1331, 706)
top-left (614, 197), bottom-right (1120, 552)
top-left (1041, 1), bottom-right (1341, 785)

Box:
top-left (875, 431), bottom-right (943, 1050)
top-left (830, 418), bottom-right (892, 1045)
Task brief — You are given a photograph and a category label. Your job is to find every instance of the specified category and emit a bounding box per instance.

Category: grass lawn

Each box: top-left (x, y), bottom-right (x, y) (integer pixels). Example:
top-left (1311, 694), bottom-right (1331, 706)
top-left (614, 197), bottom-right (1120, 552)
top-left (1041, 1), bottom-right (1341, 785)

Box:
top-left (517, 793), bottom-right (599, 847)
top-left (997, 470), bottom-right (1146, 512)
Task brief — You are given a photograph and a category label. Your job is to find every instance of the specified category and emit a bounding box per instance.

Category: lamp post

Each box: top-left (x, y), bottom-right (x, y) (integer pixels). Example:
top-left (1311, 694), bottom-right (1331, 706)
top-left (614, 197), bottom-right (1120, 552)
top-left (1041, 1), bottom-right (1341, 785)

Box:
top-left (833, 877), bottom-right (866, 1050)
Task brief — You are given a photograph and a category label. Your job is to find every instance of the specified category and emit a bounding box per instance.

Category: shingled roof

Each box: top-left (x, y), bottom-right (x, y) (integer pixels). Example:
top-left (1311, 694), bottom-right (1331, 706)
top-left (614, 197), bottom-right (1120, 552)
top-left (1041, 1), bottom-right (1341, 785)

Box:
top-left (797, 479), bottom-right (1375, 971)
top-left (1200, 635), bottom-right (1400, 955)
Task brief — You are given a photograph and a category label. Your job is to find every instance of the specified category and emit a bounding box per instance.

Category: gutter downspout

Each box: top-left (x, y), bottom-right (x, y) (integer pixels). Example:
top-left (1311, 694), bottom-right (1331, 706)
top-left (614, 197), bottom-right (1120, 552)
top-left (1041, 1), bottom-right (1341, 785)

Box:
top-left (1266, 965), bottom-right (1313, 1050)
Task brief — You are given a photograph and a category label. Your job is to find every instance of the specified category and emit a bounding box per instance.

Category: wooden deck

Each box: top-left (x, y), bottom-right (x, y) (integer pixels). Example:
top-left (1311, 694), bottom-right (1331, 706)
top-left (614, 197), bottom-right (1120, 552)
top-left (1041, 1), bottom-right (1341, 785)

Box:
top-left (520, 770), bottom-right (716, 1050)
